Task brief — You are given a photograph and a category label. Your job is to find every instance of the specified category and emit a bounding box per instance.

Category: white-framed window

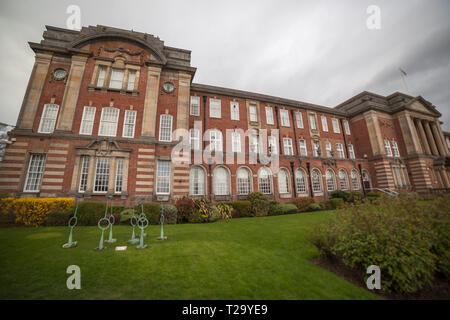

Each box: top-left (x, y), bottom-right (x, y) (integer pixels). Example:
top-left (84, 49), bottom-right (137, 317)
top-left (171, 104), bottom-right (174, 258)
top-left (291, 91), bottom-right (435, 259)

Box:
top-left (213, 167), bottom-right (229, 196)
top-left (127, 70), bottom-right (136, 91)
top-left (159, 114), bottom-right (173, 142)
top-left (230, 101), bottom-right (240, 121)
top-left (309, 114), bottom-right (317, 130)
top-left (343, 120), bottom-right (351, 135)
top-left (209, 98), bottom-right (221, 118)
top-left (190, 96), bottom-right (200, 116)
top-left (115, 158), bottom-right (124, 194)
top-left (232, 132), bottom-right (241, 153)
top-left (24, 154), bottom-right (46, 192)
top-left (237, 167), bottom-right (252, 195)
top-left (99, 107), bottom-right (119, 137)
top-left (283, 138), bottom-right (293, 155)
top-left (249, 104), bottom-right (258, 122)
top-left (278, 168), bottom-right (290, 194)
top-left (384, 139), bottom-right (393, 156)
top-left (299, 139), bottom-right (308, 156)
top-left (338, 169), bottom-right (349, 190)
top-left (258, 167), bottom-right (272, 194)
top-left (392, 140), bottom-right (400, 157)
top-left (280, 109), bottom-right (290, 127)
top-left (325, 141), bottom-right (332, 158)
top-left (311, 169), bottom-right (323, 193)
top-left (313, 141), bottom-right (320, 157)
top-left (326, 169), bottom-right (336, 192)
top-left (80, 106), bottom-right (96, 135)
top-left (265, 107), bottom-right (274, 125)
top-left (109, 68), bottom-right (124, 89)
top-left (190, 129), bottom-right (200, 151)
top-left (250, 134), bottom-right (259, 154)
top-left (78, 156), bottom-right (90, 193)
top-left (156, 160), bottom-right (171, 194)
top-left (295, 169), bottom-right (307, 194)
top-left (351, 169), bottom-right (360, 190)
top-left (210, 130), bottom-right (223, 152)
top-left (336, 143), bottom-right (345, 158)
top-left (38, 104), bottom-right (59, 133)
top-left (321, 116), bottom-right (328, 132)
top-left (122, 110), bottom-right (137, 138)
top-left (332, 118), bottom-right (340, 133)
top-left (348, 144), bottom-right (356, 159)
top-left (268, 136), bottom-right (278, 155)
top-left (97, 66), bottom-right (107, 87)
top-left (189, 166), bottom-right (205, 196)
top-left (295, 112), bottom-right (304, 129)
top-left (94, 157), bottom-right (110, 193)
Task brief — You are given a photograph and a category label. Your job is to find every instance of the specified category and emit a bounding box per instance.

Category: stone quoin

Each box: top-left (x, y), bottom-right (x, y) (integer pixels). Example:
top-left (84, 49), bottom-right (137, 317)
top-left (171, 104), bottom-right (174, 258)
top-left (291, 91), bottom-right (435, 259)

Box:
top-left (1, 25), bottom-right (449, 205)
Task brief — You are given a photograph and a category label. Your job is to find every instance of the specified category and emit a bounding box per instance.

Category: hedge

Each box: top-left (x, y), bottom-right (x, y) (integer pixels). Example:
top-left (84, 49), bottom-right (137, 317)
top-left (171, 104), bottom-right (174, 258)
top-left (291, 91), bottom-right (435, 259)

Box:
top-left (77, 201), bottom-right (106, 226)
top-left (135, 202), bottom-right (161, 225)
top-left (329, 198), bottom-right (344, 209)
top-left (269, 203), bottom-right (298, 216)
top-left (291, 198), bottom-right (315, 212)
top-left (247, 192), bottom-right (269, 217)
top-left (229, 201), bottom-right (252, 218)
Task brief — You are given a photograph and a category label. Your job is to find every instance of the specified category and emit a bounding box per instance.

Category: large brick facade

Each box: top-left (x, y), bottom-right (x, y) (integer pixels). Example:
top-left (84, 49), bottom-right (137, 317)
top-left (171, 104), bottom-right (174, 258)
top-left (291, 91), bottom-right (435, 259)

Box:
top-left (1, 25), bottom-right (449, 205)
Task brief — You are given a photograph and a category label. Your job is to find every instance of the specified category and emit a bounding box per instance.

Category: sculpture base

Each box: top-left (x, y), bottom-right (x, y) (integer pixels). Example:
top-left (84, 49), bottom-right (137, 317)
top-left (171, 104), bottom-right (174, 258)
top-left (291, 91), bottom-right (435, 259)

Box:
top-left (105, 239), bottom-right (117, 244)
top-left (136, 244), bottom-right (148, 249)
top-left (157, 236), bottom-right (167, 241)
top-left (127, 239), bottom-right (139, 244)
top-left (94, 246), bottom-right (107, 251)
top-left (62, 241), bottom-right (77, 249)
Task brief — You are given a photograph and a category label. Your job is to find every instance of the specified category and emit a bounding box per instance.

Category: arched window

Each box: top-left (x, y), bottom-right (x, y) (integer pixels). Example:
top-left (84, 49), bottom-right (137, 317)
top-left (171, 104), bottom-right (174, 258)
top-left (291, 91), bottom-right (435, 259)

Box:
top-left (339, 169), bottom-right (349, 190)
top-left (213, 167), bottom-right (229, 196)
top-left (295, 169), bottom-right (307, 194)
top-left (362, 170), bottom-right (371, 190)
top-left (258, 167), bottom-right (272, 194)
top-left (351, 169), bottom-right (360, 190)
top-left (326, 169), bottom-right (336, 192)
top-left (237, 167), bottom-right (252, 195)
top-left (311, 168), bottom-right (323, 193)
top-left (189, 166), bottom-right (205, 196)
top-left (278, 168), bottom-right (290, 194)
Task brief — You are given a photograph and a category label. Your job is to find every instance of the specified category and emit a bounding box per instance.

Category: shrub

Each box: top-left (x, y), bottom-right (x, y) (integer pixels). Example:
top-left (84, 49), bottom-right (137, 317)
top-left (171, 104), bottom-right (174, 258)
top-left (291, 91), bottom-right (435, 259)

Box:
top-left (46, 209), bottom-right (73, 226)
top-left (329, 198), bottom-right (344, 209)
top-left (215, 203), bottom-right (233, 220)
top-left (268, 201), bottom-right (280, 216)
top-left (308, 203), bottom-right (322, 211)
top-left (161, 204), bottom-right (177, 224)
top-left (270, 203), bottom-right (298, 216)
top-left (229, 201), bottom-right (251, 218)
top-left (176, 197), bottom-right (195, 223)
top-left (0, 197), bottom-right (16, 225)
top-left (329, 190), bottom-right (349, 200)
top-left (247, 192), bottom-right (269, 217)
top-left (193, 197), bottom-right (213, 222)
top-left (135, 202), bottom-right (161, 225)
top-left (11, 198), bottom-right (74, 227)
top-left (208, 207), bottom-right (221, 222)
top-left (77, 201), bottom-right (106, 226)
top-left (0, 192), bottom-right (10, 199)
top-left (291, 198), bottom-right (315, 212)
top-left (187, 210), bottom-right (202, 223)
top-left (346, 191), bottom-right (364, 203)
top-left (110, 206), bottom-right (124, 214)
top-left (307, 194), bottom-right (450, 293)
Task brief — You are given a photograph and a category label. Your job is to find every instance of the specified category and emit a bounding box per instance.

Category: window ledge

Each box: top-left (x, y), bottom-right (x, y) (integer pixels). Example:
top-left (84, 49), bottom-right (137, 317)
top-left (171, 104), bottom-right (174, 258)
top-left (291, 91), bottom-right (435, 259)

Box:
top-left (88, 85), bottom-right (139, 95)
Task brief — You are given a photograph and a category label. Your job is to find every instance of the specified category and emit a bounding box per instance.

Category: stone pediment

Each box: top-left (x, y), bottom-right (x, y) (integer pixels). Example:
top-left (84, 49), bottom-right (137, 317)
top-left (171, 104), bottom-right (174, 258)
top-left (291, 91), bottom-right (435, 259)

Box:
top-left (404, 97), bottom-right (441, 117)
top-left (76, 139), bottom-right (132, 156)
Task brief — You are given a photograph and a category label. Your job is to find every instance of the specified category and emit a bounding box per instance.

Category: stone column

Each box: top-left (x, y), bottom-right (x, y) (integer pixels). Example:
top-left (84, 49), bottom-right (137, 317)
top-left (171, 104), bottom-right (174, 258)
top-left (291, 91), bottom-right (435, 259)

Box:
top-left (86, 156), bottom-right (96, 194)
top-left (440, 168), bottom-right (450, 188)
top-left (415, 119), bottom-right (431, 155)
top-left (175, 72), bottom-right (192, 140)
top-left (16, 52), bottom-right (53, 130)
top-left (56, 55), bottom-right (88, 132)
top-left (397, 112), bottom-right (423, 155)
top-left (363, 111), bottom-right (385, 156)
top-left (431, 122), bottom-right (448, 156)
top-left (423, 121), bottom-right (439, 156)
top-left (141, 66), bottom-right (162, 137)
top-left (108, 157), bottom-right (117, 194)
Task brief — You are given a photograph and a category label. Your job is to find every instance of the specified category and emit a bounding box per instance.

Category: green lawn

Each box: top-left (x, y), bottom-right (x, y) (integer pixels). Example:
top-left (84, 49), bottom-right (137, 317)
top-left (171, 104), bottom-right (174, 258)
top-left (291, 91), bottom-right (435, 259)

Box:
top-left (0, 211), bottom-right (379, 300)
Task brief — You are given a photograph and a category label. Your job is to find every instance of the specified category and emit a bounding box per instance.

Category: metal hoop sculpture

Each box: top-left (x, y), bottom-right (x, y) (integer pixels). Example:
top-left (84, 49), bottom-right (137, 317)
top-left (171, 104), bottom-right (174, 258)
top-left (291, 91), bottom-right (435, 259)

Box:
top-left (157, 211), bottom-right (167, 240)
top-left (138, 197), bottom-right (147, 237)
top-left (62, 194), bottom-right (82, 248)
top-left (127, 197), bottom-right (139, 244)
top-left (136, 215), bottom-right (149, 249)
top-left (95, 195), bottom-right (112, 251)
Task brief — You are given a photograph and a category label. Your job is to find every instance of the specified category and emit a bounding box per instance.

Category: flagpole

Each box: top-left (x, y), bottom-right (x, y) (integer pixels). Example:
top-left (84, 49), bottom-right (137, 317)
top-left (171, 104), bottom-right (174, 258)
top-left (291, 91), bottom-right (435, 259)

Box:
top-left (399, 68), bottom-right (409, 94)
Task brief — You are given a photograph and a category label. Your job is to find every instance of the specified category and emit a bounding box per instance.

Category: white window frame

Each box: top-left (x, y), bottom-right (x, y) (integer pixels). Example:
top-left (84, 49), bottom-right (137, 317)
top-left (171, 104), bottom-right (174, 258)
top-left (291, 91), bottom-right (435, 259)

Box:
top-left (23, 154), bottom-right (46, 192)
top-left (38, 104), bottom-right (59, 134)
top-left (79, 106), bottom-right (96, 135)
top-left (258, 167), bottom-right (272, 194)
top-left (97, 66), bottom-right (107, 87)
top-left (210, 130), bottom-right (223, 152)
top-left (339, 169), bottom-right (349, 190)
top-left (265, 107), bottom-right (274, 125)
top-left (156, 160), bottom-right (171, 195)
top-left (93, 157), bottom-right (111, 193)
top-left (309, 114), bottom-right (317, 130)
top-left (127, 70), bottom-right (136, 91)
top-left (280, 109), bottom-right (290, 127)
top-left (115, 158), bottom-right (124, 194)
top-left (392, 140), bottom-right (400, 157)
top-left (109, 68), bottom-right (124, 89)
top-left (189, 166), bottom-right (205, 196)
top-left (283, 138), bottom-right (293, 156)
top-left (295, 169), bottom-right (307, 194)
top-left (250, 134), bottom-right (259, 154)
top-left (122, 110), bottom-right (137, 138)
top-left (213, 167), bottom-right (230, 196)
top-left (321, 116), bottom-right (328, 132)
top-left (268, 136), bottom-right (278, 155)
top-left (351, 170), bottom-right (360, 190)
top-left (78, 156), bottom-right (90, 193)
top-left (313, 141), bottom-right (320, 157)
top-left (311, 169), bottom-right (323, 193)
top-left (159, 114), bottom-right (173, 142)
top-left (343, 120), bottom-right (351, 135)
top-left (232, 132), bottom-right (241, 153)
top-left (348, 144), bottom-right (356, 159)
top-left (332, 118), bottom-right (341, 133)
top-left (325, 141), bottom-right (332, 158)
top-left (326, 169), bottom-right (336, 192)
top-left (230, 101), bottom-right (240, 121)
top-left (295, 112), bottom-right (304, 129)
top-left (98, 107), bottom-right (119, 137)
top-left (249, 104), bottom-right (258, 122)
top-left (209, 98), bottom-right (221, 118)
top-left (336, 143), bottom-right (345, 158)
top-left (299, 139), bottom-right (308, 156)
top-left (384, 139), bottom-right (393, 156)
top-left (278, 168), bottom-right (290, 194)
top-left (190, 129), bottom-right (200, 151)
top-left (237, 167), bottom-right (252, 195)
top-left (190, 96), bottom-right (200, 116)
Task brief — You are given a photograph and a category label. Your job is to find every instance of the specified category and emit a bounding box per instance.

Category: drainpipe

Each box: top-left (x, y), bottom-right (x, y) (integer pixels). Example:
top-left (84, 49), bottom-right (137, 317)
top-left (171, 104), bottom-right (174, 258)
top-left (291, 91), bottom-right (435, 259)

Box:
top-left (290, 161), bottom-right (297, 197)
top-left (202, 96), bottom-right (207, 151)
top-left (339, 118), bottom-right (349, 158)
top-left (274, 106), bottom-right (282, 149)
top-left (306, 162), bottom-right (313, 198)
top-left (290, 109), bottom-right (299, 156)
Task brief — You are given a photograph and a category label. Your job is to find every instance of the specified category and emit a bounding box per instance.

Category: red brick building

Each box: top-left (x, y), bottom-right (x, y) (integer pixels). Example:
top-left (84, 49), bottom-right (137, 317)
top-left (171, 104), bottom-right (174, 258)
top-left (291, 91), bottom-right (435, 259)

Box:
top-left (1, 25), bottom-right (449, 205)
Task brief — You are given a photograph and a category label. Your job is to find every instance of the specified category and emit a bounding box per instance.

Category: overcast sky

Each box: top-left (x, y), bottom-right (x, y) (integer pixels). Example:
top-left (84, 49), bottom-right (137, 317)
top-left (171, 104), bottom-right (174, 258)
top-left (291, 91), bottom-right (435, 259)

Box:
top-left (0, 0), bottom-right (449, 130)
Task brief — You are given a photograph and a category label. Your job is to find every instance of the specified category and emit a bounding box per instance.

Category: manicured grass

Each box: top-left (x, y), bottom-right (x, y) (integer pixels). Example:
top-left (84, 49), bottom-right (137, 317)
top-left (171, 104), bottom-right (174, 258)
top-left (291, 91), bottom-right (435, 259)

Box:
top-left (0, 211), bottom-right (379, 300)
